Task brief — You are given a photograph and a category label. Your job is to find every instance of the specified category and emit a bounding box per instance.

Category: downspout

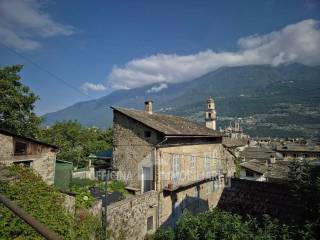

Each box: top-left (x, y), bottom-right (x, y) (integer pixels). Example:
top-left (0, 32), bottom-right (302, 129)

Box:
top-left (155, 137), bottom-right (168, 229)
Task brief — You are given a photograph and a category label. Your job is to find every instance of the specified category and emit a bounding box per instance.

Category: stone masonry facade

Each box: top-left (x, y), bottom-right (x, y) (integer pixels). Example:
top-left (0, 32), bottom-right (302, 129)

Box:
top-left (112, 108), bottom-right (236, 237)
top-left (106, 191), bottom-right (158, 240)
top-left (0, 132), bottom-right (57, 185)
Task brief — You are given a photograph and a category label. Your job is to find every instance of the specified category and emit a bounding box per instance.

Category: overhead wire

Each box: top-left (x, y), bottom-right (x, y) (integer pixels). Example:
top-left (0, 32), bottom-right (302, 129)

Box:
top-left (0, 42), bottom-right (94, 100)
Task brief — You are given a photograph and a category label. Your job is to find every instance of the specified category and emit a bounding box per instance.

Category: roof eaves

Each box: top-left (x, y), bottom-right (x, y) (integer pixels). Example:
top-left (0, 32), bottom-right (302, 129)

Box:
top-left (0, 128), bottom-right (59, 149)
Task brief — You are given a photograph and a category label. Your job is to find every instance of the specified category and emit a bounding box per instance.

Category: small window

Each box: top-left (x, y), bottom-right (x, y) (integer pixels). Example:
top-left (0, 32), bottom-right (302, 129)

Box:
top-left (245, 170), bottom-right (254, 177)
top-left (204, 154), bottom-right (211, 170)
top-left (190, 155), bottom-right (196, 169)
top-left (144, 131), bottom-right (151, 138)
top-left (14, 140), bottom-right (27, 155)
top-left (206, 183), bottom-right (211, 196)
top-left (213, 179), bottom-right (219, 192)
top-left (147, 216), bottom-right (153, 231)
top-left (13, 160), bottom-right (33, 167)
top-left (194, 186), bottom-right (200, 198)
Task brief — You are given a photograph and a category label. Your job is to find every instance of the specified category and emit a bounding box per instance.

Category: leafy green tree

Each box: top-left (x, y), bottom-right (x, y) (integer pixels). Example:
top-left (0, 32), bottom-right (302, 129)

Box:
top-left (0, 65), bottom-right (42, 137)
top-left (38, 120), bottom-right (112, 166)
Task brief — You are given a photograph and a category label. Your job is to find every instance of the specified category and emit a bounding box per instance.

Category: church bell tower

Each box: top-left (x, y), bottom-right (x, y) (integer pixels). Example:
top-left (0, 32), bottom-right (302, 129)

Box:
top-left (205, 96), bottom-right (216, 130)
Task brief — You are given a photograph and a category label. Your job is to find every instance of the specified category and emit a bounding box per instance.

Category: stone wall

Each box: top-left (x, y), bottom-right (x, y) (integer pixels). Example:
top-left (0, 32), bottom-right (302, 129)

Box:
top-left (0, 133), bottom-right (56, 185)
top-left (217, 178), bottom-right (305, 224)
top-left (113, 110), bottom-right (161, 189)
top-left (106, 191), bottom-right (158, 240)
top-left (63, 193), bottom-right (76, 217)
top-left (72, 167), bottom-right (95, 180)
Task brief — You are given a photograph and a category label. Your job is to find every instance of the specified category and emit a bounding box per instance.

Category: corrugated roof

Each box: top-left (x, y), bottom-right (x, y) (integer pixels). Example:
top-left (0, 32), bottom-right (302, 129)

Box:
top-left (90, 149), bottom-right (112, 159)
top-left (112, 107), bottom-right (222, 137)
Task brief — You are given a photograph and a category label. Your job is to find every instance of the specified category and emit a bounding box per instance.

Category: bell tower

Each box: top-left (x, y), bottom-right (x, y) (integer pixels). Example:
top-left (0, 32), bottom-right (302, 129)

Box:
top-left (205, 96), bottom-right (216, 130)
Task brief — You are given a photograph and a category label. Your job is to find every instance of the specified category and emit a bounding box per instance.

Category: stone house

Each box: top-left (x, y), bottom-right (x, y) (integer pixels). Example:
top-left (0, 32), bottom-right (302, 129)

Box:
top-left (275, 144), bottom-right (320, 160)
top-left (110, 97), bottom-right (235, 234)
top-left (0, 129), bottom-right (58, 185)
top-left (240, 158), bottom-right (289, 182)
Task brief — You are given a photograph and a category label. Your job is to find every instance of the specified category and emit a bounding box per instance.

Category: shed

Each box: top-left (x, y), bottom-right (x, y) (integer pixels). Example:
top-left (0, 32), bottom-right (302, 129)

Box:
top-left (54, 160), bottom-right (73, 191)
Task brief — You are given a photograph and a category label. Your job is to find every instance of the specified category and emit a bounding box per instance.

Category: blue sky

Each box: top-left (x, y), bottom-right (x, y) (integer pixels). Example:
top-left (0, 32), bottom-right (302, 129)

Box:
top-left (0, 0), bottom-right (320, 114)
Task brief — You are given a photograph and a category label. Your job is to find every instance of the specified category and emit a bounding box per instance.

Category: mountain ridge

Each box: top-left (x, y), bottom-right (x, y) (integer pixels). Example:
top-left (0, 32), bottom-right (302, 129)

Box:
top-left (43, 63), bottom-right (320, 138)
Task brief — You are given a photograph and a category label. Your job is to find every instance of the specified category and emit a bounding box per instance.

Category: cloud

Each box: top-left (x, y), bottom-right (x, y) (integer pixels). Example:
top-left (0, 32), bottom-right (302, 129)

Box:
top-left (0, 0), bottom-right (76, 51)
top-left (81, 82), bottom-right (107, 92)
top-left (108, 19), bottom-right (320, 89)
top-left (146, 83), bottom-right (168, 93)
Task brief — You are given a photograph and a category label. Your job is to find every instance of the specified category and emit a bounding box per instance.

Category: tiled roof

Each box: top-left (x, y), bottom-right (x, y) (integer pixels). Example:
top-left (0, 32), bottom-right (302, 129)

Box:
top-left (222, 138), bottom-right (248, 148)
top-left (276, 144), bottom-right (320, 153)
top-left (240, 159), bottom-right (289, 179)
top-left (240, 146), bottom-right (283, 161)
top-left (0, 128), bottom-right (58, 149)
top-left (112, 107), bottom-right (222, 137)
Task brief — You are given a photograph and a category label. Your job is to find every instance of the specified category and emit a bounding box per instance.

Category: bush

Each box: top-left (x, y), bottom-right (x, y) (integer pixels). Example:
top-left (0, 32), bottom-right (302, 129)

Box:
top-left (0, 165), bottom-right (102, 239)
top-left (152, 209), bottom-right (317, 240)
top-left (0, 165), bottom-right (74, 239)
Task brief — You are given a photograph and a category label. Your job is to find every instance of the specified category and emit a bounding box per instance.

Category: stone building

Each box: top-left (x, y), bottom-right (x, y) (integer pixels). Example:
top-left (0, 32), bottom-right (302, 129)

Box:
top-left (0, 129), bottom-right (58, 185)
top-left (110, 98), bottom-right (235, 235)
top-left (275, 144), bottom-right (320, 160)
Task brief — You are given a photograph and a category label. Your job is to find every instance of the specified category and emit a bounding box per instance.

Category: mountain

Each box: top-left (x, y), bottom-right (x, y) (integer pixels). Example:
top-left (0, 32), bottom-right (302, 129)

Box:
top-left (43, 63), bottom-right (320, 138)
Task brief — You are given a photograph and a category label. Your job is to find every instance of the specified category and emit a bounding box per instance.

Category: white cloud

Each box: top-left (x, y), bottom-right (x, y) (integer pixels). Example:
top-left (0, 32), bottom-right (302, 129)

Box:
top-left (108, 19), bottom-right (320, 89)
top-left (81, 82), bottom-right (107, 92)
top-left (0, 0), bottom-right (76, 51)
top-left (146, 83), bottom-right (168, 93)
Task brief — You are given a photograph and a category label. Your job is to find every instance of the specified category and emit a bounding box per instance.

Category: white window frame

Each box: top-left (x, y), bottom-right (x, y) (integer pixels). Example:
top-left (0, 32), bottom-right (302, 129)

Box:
top-left (190, 155), bottom-right (196, 169)
top-left (204, 154), bottom-right (211, 171)
top-left (172, 154), bottom-right (180, 183)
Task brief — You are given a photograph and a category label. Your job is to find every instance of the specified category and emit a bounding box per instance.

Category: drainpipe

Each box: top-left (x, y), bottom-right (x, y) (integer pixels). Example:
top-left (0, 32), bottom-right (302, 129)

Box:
top-left (155, 137), bottom-right (167, 229)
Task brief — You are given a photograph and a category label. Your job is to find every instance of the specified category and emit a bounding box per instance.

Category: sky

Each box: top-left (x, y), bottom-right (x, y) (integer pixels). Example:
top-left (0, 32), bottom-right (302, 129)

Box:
top-left (0, 0), bottom-right (320, 114)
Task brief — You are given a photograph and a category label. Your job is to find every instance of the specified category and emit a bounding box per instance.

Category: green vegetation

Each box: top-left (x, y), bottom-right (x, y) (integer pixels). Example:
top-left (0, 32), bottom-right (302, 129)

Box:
top-left (0, 65), bottom-right (42, 137)
top-left (153, 209), bottom-right (316, 240)
top-left (70, 178), bottom-right (128, 199)
top-left (0, 165), bottom-right (102, 239)
top-left (38, 120), bottom-right (112, 167)
top-left (152, 160), bottom-right (320, 240)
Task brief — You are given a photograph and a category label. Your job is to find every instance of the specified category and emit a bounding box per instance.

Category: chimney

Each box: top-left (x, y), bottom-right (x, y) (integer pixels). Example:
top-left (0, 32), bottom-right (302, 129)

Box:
top-left (144, 100), bottom-right (153, 114)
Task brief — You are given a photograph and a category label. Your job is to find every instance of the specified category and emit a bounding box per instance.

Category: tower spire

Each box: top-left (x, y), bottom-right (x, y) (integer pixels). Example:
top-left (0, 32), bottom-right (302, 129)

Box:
top-left (205, 96), bottom-right (216, 130)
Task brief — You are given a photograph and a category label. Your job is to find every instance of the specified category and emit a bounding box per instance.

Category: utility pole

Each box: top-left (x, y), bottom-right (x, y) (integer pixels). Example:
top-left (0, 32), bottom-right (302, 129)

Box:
top-left (101, 166), bottom-right (118, 239)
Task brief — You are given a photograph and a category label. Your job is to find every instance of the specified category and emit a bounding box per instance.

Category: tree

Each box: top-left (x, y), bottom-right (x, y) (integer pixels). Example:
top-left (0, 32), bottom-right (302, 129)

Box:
top-left (0, 65), bottom-right (42, 137)
top-left (38, 120), bottom-right (112, 166)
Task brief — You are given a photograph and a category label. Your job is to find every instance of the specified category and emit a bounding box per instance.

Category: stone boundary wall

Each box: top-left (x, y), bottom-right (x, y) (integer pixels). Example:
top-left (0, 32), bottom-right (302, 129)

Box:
top-left (106, 191), bottom-right (158, 240)
top-left (72, 167), bottom-right (95, 180)
top-left (63, 193), bottom-right (75, 217)
top-left (217, 178), bottom-right (305, 224)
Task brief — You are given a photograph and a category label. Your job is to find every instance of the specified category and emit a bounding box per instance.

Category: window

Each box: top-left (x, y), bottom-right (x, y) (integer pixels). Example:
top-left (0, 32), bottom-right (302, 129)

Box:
top-left (194, 186), bottom-right (200, 198)
top-left (245, 170), bottom-right (254, 177)
top-left (144, 131), bottom-right (151, 138)
top-left (204, 154), bottom-right (211, 170)
top-left (206, 183), bottom-right (211, 196)
top-left (147, 216), bottom-right (153, 231)
top-left (172, 154), bottom-right (180, 183)
top-left (14, 140), bottom-right (27, 155)
top-left (13, 160), bottom-right (33, 167)
top-left (190, 155), bottom-right (196, 169)
top-left (213, 179), bottom-right (219, 192)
